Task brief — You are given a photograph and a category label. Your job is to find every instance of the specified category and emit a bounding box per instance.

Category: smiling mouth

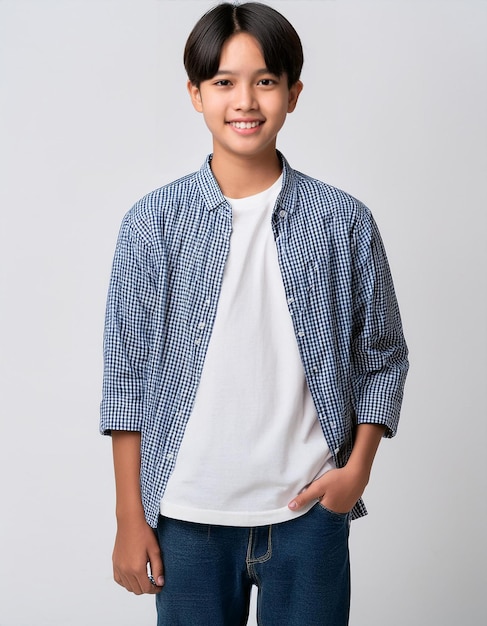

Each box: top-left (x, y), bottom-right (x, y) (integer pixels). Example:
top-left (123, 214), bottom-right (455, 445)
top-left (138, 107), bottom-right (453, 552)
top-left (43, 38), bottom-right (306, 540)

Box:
top-left (229, 121), bottom-right (263, 129)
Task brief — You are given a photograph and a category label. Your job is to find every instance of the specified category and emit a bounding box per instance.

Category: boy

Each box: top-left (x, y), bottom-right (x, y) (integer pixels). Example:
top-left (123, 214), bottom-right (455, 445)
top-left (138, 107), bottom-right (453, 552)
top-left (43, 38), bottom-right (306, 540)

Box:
top-left (100, 3), bottom-right (408, 625)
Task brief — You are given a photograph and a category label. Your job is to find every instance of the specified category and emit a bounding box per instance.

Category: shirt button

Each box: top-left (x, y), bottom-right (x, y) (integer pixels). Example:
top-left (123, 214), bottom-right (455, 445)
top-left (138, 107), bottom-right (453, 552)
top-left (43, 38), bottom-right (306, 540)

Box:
top-left (166, 452), bottom-right (174, 460)
top-left (279, 209), bottom-right (287, 219)
top-left (195, 338), bottom-right (201, 346)
top-left (287, 297), bottom-right (294, 305)
top-left (198, 322), bottom-right (205, 330)
top-left (204, 299), bottom-right (210, 307)
top-left (298, 330), bottom-right (305, 337)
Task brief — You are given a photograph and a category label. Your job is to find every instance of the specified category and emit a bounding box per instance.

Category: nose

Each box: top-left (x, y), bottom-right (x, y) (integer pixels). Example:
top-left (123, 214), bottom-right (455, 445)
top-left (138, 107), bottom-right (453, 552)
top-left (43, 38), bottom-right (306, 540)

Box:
top-left (233, 83), bottom-right (257, 111)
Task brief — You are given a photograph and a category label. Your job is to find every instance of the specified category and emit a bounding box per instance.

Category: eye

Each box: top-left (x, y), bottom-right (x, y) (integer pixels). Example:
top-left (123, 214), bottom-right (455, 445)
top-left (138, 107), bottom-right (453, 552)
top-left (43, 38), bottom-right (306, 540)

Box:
top-left (258, 78), bottom-right (277, 86)
top-left (214, 79), bottom-right (232, 87)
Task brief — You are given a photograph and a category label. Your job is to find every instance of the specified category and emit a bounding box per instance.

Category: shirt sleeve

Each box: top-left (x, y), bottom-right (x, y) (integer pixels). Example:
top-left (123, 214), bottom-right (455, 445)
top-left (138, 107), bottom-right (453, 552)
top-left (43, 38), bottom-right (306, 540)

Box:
top-left (350, 207), bottom-right (409, 437)
top-left (99, 211), bottom-right (156, 435)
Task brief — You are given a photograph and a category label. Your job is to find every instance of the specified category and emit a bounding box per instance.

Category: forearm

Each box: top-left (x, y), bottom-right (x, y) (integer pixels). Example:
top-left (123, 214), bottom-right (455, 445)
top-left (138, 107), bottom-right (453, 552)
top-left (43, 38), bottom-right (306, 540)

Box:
top-left (111, 430), bottom-right (145, 522)
top-left (345, 423), bottom-right (386, 483)
top-left (111, 430), bottom-right (164, 593)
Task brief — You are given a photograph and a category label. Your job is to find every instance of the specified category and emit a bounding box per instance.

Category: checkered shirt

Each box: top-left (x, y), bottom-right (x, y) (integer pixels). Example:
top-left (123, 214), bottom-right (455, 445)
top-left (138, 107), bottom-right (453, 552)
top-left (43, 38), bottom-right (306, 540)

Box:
top-left (100, 152), bottom-right (409, 528)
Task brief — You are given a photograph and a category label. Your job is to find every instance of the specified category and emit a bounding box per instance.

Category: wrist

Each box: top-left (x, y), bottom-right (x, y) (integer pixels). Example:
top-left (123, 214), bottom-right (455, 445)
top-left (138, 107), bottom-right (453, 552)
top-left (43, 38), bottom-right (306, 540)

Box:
top-left (115, 502), bottom-right (146, 524)
top-left (342, 460), bottom-right (371, 490)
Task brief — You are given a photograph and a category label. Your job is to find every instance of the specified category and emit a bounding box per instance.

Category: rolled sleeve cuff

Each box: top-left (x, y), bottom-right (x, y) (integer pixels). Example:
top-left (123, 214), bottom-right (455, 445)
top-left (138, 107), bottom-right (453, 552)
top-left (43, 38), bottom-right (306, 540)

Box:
top-left (99, 399), bottom-right (143, 435)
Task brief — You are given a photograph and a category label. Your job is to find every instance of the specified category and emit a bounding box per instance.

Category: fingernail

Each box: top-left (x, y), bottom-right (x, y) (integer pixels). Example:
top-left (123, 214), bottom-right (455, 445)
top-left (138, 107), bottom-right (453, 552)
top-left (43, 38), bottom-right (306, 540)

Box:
top-left (288, 500), bottom-right (298, 510)
top-left (157, 576), bottom-right (164, 586)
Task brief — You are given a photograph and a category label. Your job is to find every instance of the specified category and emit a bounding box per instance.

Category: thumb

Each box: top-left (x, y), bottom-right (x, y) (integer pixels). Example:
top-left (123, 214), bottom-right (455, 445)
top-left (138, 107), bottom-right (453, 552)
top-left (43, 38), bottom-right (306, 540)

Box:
top-left (288, 482), bottom-right (323, 511)
top-left (149, 548), bottom-right (165, 587)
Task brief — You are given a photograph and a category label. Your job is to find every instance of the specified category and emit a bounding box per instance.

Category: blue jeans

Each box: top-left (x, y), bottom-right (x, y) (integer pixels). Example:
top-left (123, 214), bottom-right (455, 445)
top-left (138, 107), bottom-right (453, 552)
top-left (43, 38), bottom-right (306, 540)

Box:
top-left (155, 503), bottom-right (350, 625)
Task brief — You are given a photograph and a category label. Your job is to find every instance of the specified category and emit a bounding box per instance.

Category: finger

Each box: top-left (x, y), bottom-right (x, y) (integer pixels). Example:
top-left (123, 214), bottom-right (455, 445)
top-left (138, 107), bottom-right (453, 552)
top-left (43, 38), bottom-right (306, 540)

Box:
top-left (113, 565), bottom-right (133, 592)
top-left (149, 550), bottom-right (165, 588)
top-left (288, 482), bottom-right (324, 511)
top-left (139, 573), bottom-right (159, 595)
top-left (114, 566), bottom-right (150, 595)
top-left (130, 571), bottom-right (156, 596)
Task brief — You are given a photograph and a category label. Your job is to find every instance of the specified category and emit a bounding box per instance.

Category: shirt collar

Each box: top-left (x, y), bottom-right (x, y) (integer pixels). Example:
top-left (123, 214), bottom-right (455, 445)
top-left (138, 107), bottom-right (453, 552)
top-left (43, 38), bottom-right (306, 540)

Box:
top-left (195, 151), bottom-right (298, 215)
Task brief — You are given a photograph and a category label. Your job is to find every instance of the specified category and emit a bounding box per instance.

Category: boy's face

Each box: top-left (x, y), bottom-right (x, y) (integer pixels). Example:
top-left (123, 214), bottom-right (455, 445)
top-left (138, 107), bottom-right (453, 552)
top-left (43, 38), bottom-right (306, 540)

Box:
top-left (188, 33), bottom-right (302, 163)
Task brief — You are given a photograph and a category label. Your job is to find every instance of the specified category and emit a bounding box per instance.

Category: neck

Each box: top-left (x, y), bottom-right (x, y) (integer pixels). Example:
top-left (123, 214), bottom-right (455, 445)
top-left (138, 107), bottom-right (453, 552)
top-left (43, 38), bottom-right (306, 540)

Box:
top-left (210, 149), bottom-right (282, 198)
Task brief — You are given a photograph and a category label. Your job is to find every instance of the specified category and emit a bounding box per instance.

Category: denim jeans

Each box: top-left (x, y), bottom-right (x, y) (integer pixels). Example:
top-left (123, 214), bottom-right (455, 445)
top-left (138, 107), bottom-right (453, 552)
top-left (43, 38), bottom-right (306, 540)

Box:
top-left (155, 503), bottom-right (350, 625)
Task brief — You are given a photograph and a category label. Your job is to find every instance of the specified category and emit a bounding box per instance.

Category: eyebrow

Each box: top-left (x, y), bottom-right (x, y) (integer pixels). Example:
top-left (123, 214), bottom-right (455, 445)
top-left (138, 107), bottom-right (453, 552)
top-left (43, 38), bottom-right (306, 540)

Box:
top-left (213, 68), bottom-right (274, 77)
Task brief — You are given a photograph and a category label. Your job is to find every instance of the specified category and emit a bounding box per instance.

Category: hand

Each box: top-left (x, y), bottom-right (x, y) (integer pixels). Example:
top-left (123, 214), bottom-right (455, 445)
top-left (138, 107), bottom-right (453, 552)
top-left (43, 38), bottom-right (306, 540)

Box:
top-left (112, 517), bottom-right (164, 595)
top-left (288, 466), bottom-right (368, 514)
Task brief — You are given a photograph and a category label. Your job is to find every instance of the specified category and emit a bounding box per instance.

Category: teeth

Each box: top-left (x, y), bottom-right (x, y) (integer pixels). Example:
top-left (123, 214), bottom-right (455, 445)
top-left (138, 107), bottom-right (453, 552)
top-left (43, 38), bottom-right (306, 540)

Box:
top-left (231, 121), bottom-right (261, 129)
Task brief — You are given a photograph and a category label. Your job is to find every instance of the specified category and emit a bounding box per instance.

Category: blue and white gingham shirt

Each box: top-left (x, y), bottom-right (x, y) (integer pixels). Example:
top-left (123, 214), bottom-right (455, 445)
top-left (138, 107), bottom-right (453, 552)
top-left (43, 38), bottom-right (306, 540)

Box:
top-left (100, 152), bottom-right (409, 528)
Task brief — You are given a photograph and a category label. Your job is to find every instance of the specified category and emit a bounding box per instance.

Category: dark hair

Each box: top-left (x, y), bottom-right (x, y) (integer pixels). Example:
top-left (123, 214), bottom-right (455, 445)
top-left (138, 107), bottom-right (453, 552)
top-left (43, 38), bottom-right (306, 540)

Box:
top-left (184, 2), bottom-right (303, 88)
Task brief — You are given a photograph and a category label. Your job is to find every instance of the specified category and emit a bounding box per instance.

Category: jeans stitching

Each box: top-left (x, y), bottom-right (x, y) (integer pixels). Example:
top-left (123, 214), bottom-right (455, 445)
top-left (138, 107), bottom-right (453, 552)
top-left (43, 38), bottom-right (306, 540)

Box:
top-left (252, 525), bottom-right (272, 564)
top-left (246, 525), bottom-right (273, 583)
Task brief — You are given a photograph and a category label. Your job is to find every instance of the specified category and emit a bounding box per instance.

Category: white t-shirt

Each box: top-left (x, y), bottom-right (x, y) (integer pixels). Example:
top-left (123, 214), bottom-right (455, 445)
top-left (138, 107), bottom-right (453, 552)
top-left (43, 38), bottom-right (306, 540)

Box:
top-left (160, 175), bottom-right (334, 526)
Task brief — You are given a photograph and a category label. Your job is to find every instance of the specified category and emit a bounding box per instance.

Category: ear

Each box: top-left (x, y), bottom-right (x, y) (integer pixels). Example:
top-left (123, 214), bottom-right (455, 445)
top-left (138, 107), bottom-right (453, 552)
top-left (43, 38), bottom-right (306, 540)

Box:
top-left (287, 80), bottom-right (303, 113)
top-left (187, 80), bottom-right (203, 113)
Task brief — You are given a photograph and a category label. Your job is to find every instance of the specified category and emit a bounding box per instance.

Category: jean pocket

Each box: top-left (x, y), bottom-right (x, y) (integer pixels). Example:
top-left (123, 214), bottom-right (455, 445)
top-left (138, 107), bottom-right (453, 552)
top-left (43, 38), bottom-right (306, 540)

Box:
top-left (316, 501), bottom-right (350, 520)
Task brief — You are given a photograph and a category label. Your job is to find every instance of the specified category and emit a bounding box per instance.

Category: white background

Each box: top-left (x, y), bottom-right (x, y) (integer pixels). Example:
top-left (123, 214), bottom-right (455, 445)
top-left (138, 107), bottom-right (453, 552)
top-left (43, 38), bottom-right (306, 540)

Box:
top-left (1, 1), bottom-right (486, 624)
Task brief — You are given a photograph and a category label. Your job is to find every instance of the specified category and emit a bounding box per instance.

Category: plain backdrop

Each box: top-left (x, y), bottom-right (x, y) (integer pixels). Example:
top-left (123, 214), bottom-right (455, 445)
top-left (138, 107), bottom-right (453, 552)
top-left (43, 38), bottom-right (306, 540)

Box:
top-left (1, 1), bottom-right (486, 625)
